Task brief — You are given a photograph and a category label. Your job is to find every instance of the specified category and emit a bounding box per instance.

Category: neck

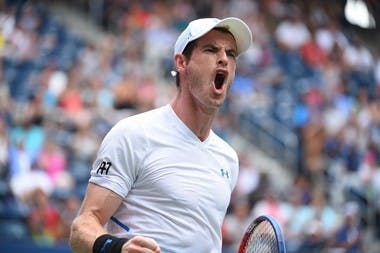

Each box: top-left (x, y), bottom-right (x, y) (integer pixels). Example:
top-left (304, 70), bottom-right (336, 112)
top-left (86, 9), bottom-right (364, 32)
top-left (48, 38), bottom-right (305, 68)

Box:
top-left (170, 96), bottom-right (217, 142)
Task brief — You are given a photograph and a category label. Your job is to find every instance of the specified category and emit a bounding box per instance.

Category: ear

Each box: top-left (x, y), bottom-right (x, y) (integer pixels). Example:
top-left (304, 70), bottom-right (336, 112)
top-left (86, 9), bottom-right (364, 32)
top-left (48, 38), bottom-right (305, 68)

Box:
top-left (174, 54), bottom-right (187, 74)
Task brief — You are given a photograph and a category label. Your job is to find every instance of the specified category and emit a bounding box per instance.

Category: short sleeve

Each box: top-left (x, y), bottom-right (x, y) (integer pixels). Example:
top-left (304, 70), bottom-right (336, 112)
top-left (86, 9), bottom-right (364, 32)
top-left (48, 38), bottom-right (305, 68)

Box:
top-left (89, 119), bottom-right (145, 198)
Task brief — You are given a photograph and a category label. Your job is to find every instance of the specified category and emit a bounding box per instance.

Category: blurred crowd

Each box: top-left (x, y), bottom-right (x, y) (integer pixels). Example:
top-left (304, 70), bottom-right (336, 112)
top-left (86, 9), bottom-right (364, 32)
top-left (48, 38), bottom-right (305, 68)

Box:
top-left (0, 0), bottom-right (380, 252)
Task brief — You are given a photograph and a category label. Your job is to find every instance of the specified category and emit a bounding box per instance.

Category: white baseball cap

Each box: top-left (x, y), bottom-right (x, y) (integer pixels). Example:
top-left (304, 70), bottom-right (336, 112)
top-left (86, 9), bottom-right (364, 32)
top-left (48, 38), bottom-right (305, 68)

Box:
top-left (174, 17), bottom-right (252, 56)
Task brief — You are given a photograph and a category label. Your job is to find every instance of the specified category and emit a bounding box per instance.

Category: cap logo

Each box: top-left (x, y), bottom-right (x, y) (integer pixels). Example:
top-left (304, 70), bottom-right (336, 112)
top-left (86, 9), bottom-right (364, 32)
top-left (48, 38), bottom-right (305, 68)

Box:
top-left (187, 31), bottom-right (192, 40)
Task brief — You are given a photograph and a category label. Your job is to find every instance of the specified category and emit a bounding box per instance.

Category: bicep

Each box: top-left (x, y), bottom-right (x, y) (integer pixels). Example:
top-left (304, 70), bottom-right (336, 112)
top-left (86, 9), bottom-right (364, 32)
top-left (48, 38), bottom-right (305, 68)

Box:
top-left (79, 182), bottom-right (123, 226)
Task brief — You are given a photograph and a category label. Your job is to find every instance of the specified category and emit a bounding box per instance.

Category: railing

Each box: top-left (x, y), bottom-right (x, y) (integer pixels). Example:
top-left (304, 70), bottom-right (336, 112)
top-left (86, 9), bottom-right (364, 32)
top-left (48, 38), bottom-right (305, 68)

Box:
top-left (238, 108), bottom-right (299, 171)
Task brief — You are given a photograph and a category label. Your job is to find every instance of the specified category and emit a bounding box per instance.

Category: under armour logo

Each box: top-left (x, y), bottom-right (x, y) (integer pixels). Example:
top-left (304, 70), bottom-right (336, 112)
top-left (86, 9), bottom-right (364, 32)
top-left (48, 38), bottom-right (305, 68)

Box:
top-left (220, 168), bottom-right (230, 179)
top-left (96, 160), bottom-right (112, 175)
top-left (101, 239), bottom-right (113, 252)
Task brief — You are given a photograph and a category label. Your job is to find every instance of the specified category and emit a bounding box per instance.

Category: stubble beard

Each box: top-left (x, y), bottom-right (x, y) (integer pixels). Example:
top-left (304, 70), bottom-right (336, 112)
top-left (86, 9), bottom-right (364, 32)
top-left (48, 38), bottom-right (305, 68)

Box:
top-left (186, 69), bottom-right (225, 113)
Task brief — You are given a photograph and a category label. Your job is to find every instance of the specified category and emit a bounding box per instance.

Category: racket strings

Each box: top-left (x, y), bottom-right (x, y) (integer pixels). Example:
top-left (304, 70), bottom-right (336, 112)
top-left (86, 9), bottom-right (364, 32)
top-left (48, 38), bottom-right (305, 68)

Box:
top-left (245, 220), bottom-right (278, 253)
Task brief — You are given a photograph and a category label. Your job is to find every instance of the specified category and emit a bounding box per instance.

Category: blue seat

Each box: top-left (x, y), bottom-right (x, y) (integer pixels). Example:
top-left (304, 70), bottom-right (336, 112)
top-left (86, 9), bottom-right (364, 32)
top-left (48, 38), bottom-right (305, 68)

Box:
top-left (0, 198), bottom-right (29, 220)
top-left (0, 219), bottom-right (30, 241)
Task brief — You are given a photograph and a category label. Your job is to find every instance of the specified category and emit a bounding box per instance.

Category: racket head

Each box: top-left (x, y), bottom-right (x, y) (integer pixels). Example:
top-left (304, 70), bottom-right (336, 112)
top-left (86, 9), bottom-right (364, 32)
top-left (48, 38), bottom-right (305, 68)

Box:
top-left (238, 215), bottom-right (286, 253)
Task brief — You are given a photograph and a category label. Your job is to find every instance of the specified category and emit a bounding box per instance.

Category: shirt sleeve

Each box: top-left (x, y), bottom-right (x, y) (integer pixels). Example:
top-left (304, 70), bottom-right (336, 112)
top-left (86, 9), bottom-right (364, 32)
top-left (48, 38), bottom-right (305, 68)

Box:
top-left (89, 118), bottom-right (145, 198)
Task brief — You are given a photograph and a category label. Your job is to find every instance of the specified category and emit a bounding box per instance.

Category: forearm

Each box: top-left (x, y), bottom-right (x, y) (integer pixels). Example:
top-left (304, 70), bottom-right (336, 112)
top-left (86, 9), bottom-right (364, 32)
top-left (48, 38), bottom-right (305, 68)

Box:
top-left (69, 212), bottom-right (108, 253)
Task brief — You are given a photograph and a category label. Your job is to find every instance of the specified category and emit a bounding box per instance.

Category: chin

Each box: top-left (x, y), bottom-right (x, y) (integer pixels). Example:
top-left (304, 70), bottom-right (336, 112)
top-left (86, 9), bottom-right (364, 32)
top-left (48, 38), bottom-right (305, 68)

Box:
top-left (210, 100), bottom-right (225, 109)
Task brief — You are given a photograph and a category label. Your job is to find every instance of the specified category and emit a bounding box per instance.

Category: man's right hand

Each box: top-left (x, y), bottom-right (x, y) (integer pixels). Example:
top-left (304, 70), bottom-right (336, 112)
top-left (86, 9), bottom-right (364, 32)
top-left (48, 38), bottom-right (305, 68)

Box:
top-left (122, 235), bottom-right (161, 253)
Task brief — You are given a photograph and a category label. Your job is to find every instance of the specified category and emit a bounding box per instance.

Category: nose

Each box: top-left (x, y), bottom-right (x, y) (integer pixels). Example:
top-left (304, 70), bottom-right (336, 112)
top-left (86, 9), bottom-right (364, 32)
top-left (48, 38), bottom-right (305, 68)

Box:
top-left (217, 51), bottom-right (228, 66)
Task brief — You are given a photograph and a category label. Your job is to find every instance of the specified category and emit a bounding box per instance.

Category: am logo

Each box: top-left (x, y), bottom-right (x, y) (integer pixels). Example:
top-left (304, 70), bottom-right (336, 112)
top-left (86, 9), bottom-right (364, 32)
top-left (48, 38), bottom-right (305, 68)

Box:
top-left (96, 160), bottom-right (112, 175)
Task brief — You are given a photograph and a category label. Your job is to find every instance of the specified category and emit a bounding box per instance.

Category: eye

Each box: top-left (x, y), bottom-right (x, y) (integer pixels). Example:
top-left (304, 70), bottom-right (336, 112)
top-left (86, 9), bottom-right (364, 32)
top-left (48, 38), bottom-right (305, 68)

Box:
top-left (227, 50), bottom-right (237, 60)
top-left (205, 47), bottom-right (217, 53)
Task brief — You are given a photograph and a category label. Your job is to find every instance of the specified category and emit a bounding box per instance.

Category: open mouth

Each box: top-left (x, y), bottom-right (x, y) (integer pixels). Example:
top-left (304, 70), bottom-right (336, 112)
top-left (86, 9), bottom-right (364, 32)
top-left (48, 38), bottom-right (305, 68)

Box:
top-left (214, 72), bottom-right (226, 90)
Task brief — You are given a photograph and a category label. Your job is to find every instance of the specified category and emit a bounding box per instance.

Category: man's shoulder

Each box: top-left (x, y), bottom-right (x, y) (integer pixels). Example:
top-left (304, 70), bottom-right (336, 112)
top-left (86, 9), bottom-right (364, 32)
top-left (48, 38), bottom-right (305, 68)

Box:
top-left (111, 105), bottom-right (169, 134)
top-left (119, 105), bottom-right (167, 124)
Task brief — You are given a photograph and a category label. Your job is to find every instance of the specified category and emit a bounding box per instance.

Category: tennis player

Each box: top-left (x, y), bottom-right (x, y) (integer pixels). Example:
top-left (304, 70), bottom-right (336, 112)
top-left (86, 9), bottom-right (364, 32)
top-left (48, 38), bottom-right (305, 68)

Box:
top-left (69, 17), bottom-right (252, 253)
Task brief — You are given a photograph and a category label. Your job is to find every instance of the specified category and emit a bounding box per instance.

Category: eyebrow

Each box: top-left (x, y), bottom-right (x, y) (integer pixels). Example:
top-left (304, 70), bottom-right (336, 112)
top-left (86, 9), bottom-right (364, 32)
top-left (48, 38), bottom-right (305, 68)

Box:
top-left (202, 43), bottom-right (237, 54)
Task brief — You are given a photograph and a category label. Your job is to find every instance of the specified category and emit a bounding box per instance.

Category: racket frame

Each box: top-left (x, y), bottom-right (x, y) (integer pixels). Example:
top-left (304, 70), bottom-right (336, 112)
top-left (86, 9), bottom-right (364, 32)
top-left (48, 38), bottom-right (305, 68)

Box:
top-left (238, 215), bottom-right (286, 253)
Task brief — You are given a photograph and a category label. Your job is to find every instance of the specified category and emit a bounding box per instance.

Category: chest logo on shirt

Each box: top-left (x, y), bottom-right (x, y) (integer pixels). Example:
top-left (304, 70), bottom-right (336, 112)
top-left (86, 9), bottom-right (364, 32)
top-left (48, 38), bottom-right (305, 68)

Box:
top-left (220, 168), bottom-right (230, 179)
top-left (96, 160), bottom-right (112, 175)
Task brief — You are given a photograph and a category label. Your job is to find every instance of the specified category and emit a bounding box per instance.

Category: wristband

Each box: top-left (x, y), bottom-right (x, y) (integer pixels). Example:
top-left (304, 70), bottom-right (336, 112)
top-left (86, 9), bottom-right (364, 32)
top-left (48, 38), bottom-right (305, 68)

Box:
top-left (93, 234), bottom-right (128, 253)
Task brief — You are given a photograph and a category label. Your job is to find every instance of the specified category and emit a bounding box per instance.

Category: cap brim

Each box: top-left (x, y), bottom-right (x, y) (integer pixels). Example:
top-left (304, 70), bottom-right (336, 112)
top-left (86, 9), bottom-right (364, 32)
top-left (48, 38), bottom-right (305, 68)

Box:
top-left (215, 17), bottom-right (252, 56)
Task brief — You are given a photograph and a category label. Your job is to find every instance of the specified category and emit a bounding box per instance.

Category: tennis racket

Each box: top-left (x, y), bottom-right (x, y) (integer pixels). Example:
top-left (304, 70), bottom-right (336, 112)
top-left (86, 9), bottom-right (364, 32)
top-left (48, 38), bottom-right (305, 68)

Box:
top-left (238, 215), bottom-right (286, 253)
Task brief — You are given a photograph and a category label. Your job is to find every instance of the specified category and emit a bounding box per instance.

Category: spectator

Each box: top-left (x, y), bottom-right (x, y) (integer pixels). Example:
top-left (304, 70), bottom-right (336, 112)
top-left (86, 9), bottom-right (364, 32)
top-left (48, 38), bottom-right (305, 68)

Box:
top-left (38, 140), bottom-right (67, 186)
top-left (38, 63), bottom-right (68, 108)
top-left (331, 202), bottom-right (363, 253)
top-left (375, 55), bottom-right (380, 87)
top-left (232, 152), bottom-right (260, 201)
top-left (251, 190), bottom-right (287, 226)
top-left (342, 35), bottom-right (374, 97)
top-left (282, 189), bottom-right (313, 253)
top-left (27, 188), bottom-right (62, 245)
top-left (0, 5), bottom-right (16, 53)
top-left (70, 121), bottom-right (100, 164)
top-left (274, 6), bottom-right (310, 51)
top-left (222, 198), bottom-right (252, 253)
top-left (6, 22), bottom-right (38, 60)
top-left (300, 32), bottom-right (328, 68)
top-left (0, 117), bottom-right (8, 175)
top-left (58, 71), bottom-right (84, 114)
top-left (315, 20), bottom-right (349, 54)
top-left (57, 194), bottom-right (80, 242)
top-left (9, 153), bottom-right (53, 202)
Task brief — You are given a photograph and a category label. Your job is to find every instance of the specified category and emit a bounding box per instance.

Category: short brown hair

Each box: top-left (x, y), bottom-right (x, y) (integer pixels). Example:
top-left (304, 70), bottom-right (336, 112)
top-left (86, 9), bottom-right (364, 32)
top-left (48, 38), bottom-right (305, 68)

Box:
top-left (174, 40), bottom-right (197, 87)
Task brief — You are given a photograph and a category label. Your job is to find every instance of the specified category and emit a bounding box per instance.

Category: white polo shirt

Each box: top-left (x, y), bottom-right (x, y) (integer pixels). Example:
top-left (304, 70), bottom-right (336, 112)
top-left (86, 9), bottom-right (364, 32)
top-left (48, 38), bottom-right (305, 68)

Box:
top-left (89, 104), bottom-right (239, 253)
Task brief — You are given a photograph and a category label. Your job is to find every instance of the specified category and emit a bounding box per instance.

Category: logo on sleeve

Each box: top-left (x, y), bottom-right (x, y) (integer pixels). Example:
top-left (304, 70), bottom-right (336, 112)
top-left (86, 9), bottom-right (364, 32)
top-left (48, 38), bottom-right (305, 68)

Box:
top-left (96, 160), bottom-right (112, 175)
top-left (220, 168), bottom-right (230, 179)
